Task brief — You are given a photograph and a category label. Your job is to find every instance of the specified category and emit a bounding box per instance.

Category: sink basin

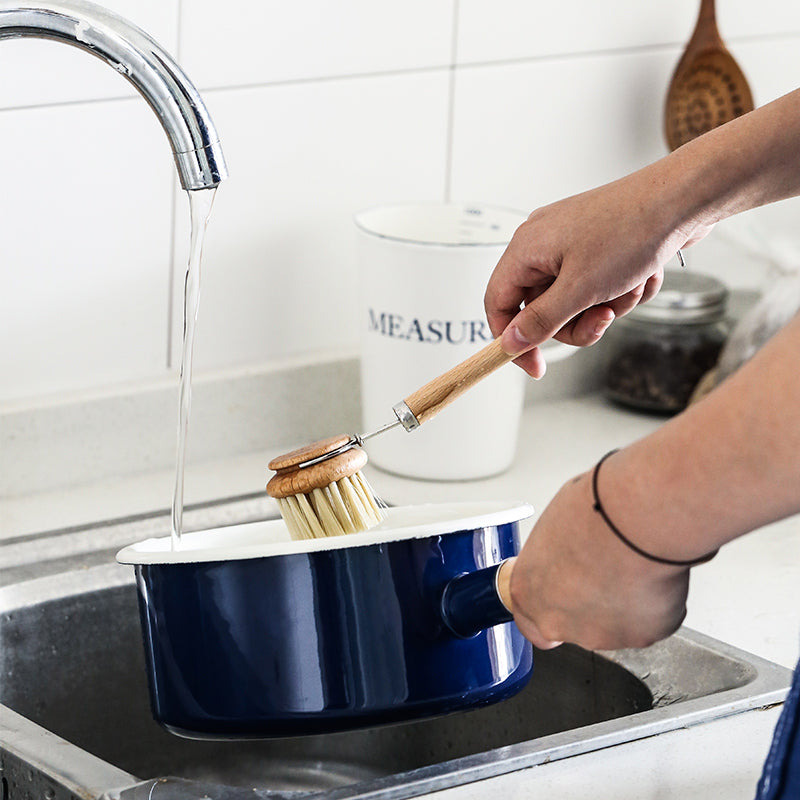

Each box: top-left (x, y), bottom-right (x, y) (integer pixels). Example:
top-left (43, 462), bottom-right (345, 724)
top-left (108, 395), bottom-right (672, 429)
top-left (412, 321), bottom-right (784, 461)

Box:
top-left (0, 497), bottom-right (791, 800)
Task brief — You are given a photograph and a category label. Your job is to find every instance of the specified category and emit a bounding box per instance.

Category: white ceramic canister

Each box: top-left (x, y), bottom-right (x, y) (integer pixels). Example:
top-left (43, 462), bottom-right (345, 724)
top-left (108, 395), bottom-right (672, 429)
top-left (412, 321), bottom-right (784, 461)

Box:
top-left (355, 203), bottom-right (527, 480)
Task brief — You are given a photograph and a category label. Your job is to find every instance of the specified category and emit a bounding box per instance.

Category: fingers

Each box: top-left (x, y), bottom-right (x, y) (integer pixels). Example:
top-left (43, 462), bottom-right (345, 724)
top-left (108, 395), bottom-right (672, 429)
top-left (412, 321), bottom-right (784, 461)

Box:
top-left (606, 283), bottom-right (645, 317)
top-left (504, 554), bottom-right (561, 649)
top-left (507, 273), bottom-right (663, 355)
top-left (494, 325), bottom-right (547, 378)
top-left (500, 284), bottom-right (604, 356)
top-left (485, 214), bottom-right (669, 371)
top-left (503, 469), bottom-right (695, 651)
top-left (602, 272), bottom-right (663, 318)
top-left (484, 243), bottom-right (522, 340)
top-left (640, 269), bottom-right (664, 303)
top-left (499, 277), bottom-right (587, 352)
top-left (511, 609), bottom-right (564, 650)
top-left (498, 300), bottom-right (615, 376)
top-left (484, 224), bottom-right (559, 340)
top-left (508, 344), bottom-right (547, 379)
top-left (559, 305), bottom-right (615, 347)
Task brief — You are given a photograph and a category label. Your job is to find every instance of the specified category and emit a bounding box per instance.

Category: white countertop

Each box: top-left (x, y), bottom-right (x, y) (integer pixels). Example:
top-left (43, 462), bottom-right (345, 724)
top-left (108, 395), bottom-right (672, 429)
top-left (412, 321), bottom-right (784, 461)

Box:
top-left (2, 393), bottom-right (798, 798)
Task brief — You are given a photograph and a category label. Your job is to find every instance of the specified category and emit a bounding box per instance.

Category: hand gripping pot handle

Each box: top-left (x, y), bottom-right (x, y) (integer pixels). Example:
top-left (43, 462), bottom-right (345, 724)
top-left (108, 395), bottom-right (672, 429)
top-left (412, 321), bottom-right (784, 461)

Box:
top-left (440, 558), bottom-right (516, 638)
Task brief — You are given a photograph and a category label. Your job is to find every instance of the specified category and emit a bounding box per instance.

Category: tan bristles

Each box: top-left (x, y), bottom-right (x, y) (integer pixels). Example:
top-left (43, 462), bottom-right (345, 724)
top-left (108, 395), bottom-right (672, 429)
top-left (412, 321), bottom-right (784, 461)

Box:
top-left (276, 470), bottom-right (385, 541)
top-left (267, 441), bottom-right (385, 540)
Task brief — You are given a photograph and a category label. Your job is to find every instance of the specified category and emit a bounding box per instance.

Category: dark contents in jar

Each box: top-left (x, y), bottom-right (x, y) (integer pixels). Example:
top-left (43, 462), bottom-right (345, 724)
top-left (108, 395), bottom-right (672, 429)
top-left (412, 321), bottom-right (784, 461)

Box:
top-left (605, 336), bottom-right (723, 413)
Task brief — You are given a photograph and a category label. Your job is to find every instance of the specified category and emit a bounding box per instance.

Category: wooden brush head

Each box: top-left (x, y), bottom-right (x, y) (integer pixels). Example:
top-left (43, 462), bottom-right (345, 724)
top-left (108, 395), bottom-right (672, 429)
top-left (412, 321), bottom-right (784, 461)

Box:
top-left (267, 436), bottom-right (367, 499)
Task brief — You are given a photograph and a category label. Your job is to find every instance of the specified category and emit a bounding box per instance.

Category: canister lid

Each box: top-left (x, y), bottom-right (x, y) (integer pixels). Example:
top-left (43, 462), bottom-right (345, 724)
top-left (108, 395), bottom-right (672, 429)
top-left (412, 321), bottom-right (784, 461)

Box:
top-left (354, 203), bottom-right (525, 247)
top-left (630, 269), bottom-right (728, 323)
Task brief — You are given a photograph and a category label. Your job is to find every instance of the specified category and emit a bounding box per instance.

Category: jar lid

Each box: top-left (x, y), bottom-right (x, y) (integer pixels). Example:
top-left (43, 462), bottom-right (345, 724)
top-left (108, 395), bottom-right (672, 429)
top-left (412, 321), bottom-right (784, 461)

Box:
top-left (629, 269), bottom-right (728, 323)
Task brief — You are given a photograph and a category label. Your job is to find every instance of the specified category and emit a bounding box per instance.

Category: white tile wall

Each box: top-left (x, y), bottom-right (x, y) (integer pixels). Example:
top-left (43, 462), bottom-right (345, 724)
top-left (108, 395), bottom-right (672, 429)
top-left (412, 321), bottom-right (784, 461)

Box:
top-left (449, 50), bottom-right (675, 212)
top-left (456, 0), bottom-right (800, 64)
top-left (179, 0), bottom-right (454, 87)
top-left (0, 98), bottom-right (173, 403)
top-left (172, 71), bottom-right (450, 372)
top-left (2, 0), bottom-right (799, 409)
top-left (678, 35), bottom-right (800, 289)
top-left (0, 1), bottom-right (178, 108)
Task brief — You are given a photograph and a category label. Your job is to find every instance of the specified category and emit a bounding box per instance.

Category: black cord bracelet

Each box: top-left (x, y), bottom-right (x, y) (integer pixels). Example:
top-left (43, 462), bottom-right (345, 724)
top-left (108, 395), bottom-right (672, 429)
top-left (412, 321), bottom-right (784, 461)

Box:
top-left (591, 449), bottom-right (718, 568)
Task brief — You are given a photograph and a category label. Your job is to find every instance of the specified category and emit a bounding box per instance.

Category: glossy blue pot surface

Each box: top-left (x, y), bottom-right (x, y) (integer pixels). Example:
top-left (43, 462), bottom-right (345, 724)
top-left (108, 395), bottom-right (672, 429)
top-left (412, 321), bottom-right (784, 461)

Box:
top-left (129, 507), bottom-right (533, 738)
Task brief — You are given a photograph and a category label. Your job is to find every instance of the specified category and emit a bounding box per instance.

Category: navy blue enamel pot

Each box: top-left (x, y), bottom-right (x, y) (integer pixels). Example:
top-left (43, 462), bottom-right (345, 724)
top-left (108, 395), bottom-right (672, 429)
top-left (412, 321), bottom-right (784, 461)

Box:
top-left (117, 501), bottom-right (534, 739)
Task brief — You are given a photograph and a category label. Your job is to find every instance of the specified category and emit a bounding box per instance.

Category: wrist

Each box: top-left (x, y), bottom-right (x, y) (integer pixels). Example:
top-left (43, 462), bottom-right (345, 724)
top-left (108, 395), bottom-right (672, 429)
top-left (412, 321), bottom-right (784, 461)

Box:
top-left (640, 144), bottom-right (726, 251)
top-left (656, 90), bottom-right (800, 234)
top-left (594, 443), bottom-right (723, 565)
top-left (591, 450), bottom-right (717, 567)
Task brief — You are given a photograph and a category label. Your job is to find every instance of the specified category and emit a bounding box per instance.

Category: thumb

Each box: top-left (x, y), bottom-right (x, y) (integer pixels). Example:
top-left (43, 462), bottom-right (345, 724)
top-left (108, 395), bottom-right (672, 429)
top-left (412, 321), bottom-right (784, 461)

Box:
top-left (499, 281), bottom-right (583, 355)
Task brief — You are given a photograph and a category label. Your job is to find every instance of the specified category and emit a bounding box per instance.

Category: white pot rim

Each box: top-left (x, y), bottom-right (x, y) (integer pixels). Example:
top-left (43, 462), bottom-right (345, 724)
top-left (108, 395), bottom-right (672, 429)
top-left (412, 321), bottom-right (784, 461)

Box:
top-left (116, 501), bottom-right (534, 566)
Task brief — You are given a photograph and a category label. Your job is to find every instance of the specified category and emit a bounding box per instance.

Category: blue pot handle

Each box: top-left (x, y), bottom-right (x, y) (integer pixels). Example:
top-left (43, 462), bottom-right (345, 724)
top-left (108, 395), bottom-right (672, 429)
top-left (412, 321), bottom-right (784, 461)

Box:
top-left (440, 558), bottom-right (515, 638)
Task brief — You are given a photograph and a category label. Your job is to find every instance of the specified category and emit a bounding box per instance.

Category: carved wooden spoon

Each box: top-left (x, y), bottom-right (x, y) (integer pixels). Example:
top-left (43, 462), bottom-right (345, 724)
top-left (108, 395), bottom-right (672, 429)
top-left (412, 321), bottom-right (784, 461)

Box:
top-left (664, 0), bottom-right (753, 151)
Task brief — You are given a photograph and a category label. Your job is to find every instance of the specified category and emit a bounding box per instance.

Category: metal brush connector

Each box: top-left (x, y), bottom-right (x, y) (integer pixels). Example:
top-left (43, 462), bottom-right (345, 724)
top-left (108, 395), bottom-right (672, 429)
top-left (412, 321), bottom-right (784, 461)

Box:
top-left (392, 401), bottom-right (420, 432)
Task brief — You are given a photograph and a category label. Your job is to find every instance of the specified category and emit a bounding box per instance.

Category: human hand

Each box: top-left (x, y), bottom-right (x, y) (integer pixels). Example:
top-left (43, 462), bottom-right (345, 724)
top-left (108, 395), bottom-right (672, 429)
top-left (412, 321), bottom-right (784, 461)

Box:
top-left (509, 469), bottom-right (690, 651)
top-left (484, 170), bottom-right (714, 377)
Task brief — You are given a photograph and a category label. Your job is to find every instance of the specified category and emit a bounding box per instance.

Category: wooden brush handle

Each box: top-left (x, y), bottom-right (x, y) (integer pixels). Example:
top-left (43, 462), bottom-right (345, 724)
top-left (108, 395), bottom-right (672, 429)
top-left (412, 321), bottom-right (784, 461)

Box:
top-left (403, 338), bottom-right (515, 426)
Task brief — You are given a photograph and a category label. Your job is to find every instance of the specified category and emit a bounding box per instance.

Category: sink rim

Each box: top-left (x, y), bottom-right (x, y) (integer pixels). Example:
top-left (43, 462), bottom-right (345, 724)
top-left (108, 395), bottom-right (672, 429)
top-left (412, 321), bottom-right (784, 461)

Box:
top-left (0, 561), bottom-right (791, 800)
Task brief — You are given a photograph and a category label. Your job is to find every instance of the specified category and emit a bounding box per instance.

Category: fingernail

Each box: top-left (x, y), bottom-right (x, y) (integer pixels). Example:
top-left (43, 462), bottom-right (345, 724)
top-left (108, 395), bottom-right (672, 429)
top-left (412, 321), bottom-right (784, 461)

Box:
top-left (503, 325), bottom-right (532, 355)
top-left (594, 317), bottom-right (613, 337)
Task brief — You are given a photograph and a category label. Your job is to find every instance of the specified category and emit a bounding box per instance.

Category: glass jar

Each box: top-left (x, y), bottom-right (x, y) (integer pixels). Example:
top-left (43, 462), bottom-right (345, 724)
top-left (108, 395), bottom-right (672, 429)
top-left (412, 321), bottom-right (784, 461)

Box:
top-left (604, 270), bottom-right (729, 414)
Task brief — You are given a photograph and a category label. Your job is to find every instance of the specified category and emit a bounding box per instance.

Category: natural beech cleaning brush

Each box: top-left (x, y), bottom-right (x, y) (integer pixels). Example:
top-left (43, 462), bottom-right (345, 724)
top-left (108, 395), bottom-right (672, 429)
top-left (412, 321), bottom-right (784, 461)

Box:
top-left (267, 436), bottom-right (385, 540)
top-left (267, 337), bottom-right (515, 540)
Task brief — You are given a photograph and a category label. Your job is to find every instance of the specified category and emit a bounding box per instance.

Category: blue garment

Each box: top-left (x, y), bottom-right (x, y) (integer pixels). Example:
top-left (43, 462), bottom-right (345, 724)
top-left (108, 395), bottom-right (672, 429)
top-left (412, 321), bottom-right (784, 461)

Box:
top-left (755, 654), bottom-right (800, 799)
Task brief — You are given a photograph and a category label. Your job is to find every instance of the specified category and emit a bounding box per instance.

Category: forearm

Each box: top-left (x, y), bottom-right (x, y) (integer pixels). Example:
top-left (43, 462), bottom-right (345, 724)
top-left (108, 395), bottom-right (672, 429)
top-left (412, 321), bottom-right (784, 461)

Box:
top-left (498, 88), bottom-right (800, 652)
top-left (485, 88), bottom-right (800, 379)
top-left (652, 87), bottom-right (800, 241)
top-left (600, 311), bottom-right (800, 561)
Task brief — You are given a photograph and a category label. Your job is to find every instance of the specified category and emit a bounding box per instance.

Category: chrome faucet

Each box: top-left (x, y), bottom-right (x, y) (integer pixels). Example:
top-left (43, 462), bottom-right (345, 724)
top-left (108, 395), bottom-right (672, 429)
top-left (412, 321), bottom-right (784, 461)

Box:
top-left (0, 0), bottom-right (227, 190)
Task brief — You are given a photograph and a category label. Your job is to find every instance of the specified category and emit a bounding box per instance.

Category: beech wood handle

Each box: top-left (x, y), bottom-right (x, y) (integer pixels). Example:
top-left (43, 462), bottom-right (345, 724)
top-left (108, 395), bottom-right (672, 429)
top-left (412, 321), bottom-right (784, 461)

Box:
top-left (403, 338), bottom-right (515, 427)
top-left (439, 557), bottom-right (517, 638)
top-left (496, 557), bottom-right (515, 613)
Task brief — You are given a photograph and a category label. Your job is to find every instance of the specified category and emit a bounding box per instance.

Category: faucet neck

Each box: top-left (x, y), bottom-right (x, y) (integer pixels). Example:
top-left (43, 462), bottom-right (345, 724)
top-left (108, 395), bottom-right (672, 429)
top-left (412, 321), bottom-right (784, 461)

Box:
top-left (0, 0), bottom-right (227, 190)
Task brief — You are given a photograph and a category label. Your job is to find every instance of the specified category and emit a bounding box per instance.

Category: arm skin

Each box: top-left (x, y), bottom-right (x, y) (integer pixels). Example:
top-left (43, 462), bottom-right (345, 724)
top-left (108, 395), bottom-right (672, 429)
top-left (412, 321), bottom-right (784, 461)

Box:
top-left (485, 87), bottom-right (800, 378)
top-left (485, 87), bottom-right (800, 650)
top-left (509, 311), bottom-right (800, 651)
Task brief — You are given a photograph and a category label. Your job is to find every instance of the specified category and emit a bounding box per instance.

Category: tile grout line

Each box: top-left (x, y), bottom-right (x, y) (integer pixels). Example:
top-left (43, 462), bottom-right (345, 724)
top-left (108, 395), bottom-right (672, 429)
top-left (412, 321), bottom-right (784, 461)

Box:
top-left (166, 184), bottom-right (178, 373)
top-left (1, 26), bottom-right (799, 116)
top-left (444, 0), bottom-right (460, 204)
top-left (166, 0), bottom-right (184, 371)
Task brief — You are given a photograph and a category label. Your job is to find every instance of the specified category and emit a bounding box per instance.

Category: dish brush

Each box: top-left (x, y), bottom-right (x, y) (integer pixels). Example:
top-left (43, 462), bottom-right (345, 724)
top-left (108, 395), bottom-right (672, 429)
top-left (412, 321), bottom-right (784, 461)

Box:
top-left (267, 435), bottom-right (386, 540)
top-left (267, 337), bottom-right (516, 540)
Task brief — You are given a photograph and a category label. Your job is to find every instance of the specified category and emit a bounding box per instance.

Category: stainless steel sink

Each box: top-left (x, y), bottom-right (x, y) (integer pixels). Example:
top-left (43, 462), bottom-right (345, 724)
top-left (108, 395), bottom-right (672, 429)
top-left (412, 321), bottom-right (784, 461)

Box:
top-left (0, 496), bottom-right (791, 800)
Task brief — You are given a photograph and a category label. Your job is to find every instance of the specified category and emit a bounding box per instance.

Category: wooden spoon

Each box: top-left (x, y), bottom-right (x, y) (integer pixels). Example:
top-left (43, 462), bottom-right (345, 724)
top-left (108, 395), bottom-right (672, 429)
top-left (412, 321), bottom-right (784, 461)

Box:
top-left (664, 0), bottom-right (754, 151)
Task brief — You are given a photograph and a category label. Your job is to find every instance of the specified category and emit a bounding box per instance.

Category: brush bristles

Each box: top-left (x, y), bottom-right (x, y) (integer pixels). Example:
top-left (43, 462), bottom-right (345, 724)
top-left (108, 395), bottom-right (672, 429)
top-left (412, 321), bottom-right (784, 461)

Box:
top-left (277, 470), bottom-right (385, 540)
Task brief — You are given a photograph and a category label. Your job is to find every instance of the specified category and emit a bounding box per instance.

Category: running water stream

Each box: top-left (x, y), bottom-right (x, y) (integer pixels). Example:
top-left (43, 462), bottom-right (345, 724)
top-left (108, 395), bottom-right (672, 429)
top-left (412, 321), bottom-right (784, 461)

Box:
top-left (171, 188), bottom-right (217, 547)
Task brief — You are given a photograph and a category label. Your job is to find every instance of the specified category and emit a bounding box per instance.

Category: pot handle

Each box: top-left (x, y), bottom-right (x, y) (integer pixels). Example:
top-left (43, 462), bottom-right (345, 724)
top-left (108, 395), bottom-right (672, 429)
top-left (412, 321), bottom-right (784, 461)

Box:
top-left (440, 557), bottom-right (515, 638)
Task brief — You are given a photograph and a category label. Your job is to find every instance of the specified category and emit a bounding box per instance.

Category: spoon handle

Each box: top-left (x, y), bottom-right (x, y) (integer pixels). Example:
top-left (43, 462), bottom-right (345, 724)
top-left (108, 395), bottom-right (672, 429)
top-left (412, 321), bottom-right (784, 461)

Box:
top-left (691, 0), bottom-right (723, 49)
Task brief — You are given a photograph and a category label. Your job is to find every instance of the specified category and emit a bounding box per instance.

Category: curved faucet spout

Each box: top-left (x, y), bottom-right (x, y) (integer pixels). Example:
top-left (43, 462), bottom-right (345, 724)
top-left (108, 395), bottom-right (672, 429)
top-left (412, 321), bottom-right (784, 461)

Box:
top-left (0, 0), bottom-right (227, 190)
